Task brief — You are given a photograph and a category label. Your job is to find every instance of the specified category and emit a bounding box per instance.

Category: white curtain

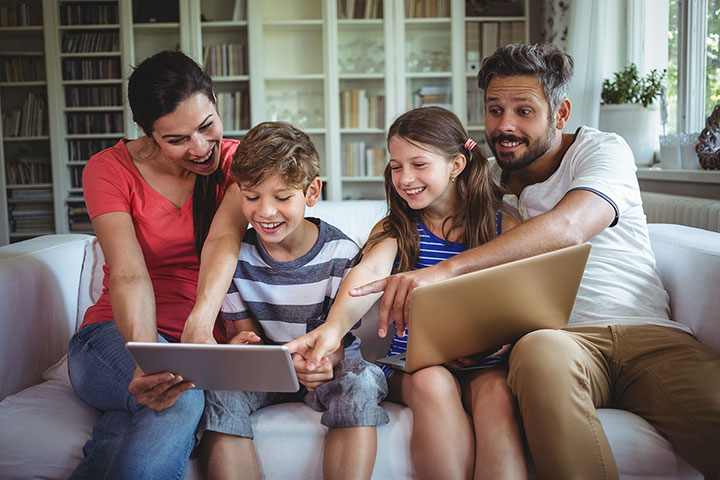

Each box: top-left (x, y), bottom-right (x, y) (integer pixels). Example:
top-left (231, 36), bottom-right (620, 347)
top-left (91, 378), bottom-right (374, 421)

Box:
top-left (564, 0), bottom-right (608, 130)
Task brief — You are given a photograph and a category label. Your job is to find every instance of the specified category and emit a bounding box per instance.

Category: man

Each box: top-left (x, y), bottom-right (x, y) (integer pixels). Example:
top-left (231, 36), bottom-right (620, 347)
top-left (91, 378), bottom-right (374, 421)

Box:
top-left (352, 44), bottom-right (720, 479)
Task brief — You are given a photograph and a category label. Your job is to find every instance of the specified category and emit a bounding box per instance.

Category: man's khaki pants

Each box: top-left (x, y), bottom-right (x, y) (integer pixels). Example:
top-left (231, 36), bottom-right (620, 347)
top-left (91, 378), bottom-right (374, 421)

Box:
top-left (508, 325), bottom-right (720, 480)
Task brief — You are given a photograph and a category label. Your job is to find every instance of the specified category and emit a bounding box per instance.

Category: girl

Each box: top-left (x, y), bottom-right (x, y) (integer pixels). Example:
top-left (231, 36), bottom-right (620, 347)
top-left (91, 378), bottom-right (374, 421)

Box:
top-left (288, 106), bottom-right (526, 479)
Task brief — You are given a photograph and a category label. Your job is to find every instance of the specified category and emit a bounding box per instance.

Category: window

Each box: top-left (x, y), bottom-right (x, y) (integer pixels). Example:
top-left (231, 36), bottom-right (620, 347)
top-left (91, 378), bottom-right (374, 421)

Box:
top-left (667, 0), bottom-right (719, 134)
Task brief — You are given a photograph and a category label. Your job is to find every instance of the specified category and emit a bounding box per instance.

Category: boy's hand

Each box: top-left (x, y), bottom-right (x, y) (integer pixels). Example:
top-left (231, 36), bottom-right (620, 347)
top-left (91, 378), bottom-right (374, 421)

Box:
top-left (285, 323), bottom-right (343, 371)
top-left (228, 331), bottom-right (263, 345)
top-left (128, 366), bottom-right (195, 411)
top-left (292, 353), bottom-right (334, 391)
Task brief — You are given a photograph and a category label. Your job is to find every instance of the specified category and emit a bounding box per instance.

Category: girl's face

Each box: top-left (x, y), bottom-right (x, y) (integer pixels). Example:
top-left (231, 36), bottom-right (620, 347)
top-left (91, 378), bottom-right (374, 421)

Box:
top-left (387, 135), bottom-right (464, 214)
top-left (150, 92), bottom-right (224, 176)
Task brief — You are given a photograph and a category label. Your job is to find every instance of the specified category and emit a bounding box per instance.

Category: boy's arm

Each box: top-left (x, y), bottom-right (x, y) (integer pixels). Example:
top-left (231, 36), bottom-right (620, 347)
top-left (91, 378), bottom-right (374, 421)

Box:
top-left (286, 220), bottom-right (398, 370)
top-left (182, 184), bottom-right (247, 344)
top-left (229, 317), bottom-right (264, 345)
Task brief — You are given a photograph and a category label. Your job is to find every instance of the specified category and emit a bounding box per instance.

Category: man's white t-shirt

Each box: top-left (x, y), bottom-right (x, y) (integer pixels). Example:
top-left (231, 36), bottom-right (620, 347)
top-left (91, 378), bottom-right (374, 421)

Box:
top-left (494, 126), bottom-right (690, 333)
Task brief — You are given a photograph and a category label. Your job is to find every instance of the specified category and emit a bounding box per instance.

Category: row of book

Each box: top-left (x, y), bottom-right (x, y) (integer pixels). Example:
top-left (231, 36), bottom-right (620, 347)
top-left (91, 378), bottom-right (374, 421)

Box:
top-left (2, 92), bottom-right (46, 137)
top-left (9, 201), bottom-right (55, 233)
top-left (68, 138), bottom-right (117, 162)
top-left (5, 157), bottom-right (51, 185)
top-left (61, 31), bottom-right (119, 54)
top-left (405, 0), bottom-right (450, 18)
top-left (466, 21), bottom-right (525, 68)
top-left (66, 112), bottom-right (123, 134)
top-left (62, 58), bottom-right (121, 81)
top-left (66, 196), bottom-right (92, 233)
top-left (0, 55), bottom-right (45, 82)
top-left (342, 142), bottom-right (386, 177)
top-left (65, 85), bottom-right (122, 107)
top-left (0, 2), bottom-right (42, 27)
top-left (409, 85), bottom-right (451, 110)
top-left (203, 43), bottom-right (247, 77)
top-left (467, 88), bottom-right (485, 125)
top-left (339, 90), bottom-right (385, 129)
top-left (216, 90), bottom-right (250, 132)
top-left (69, 165), bottom-right (84, 189)
top-left (59, 3), bottom-right (118, 26)
top-left (337, 0), bottom-right (384, 19)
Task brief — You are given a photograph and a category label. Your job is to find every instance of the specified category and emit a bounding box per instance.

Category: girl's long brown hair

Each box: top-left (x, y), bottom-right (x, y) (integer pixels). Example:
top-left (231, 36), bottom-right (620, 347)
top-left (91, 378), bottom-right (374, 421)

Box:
top-left (363, 106), bottom-right (503, 273)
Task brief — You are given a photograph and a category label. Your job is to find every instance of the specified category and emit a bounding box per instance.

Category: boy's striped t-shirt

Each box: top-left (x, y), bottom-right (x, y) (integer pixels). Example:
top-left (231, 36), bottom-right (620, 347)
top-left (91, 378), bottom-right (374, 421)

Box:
top-left (220, 218), bottom-right (361, 345)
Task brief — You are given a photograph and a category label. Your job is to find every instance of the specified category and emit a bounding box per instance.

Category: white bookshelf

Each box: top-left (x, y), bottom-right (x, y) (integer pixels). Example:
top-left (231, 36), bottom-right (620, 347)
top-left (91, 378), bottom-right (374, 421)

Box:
top-left (0, 0), bottom-right (532, 244)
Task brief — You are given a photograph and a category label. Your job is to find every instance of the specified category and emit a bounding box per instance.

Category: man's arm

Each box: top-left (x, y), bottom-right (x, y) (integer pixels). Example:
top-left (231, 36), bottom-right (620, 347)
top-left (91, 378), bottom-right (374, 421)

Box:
top-left (352, 189), bottom-right (616, 336)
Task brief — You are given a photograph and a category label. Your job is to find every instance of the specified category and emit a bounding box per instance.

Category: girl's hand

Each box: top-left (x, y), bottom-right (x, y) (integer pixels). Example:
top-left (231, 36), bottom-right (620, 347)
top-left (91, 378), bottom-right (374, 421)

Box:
top-left (444, 344), bottom-right (511, 370)
top-left (284, 324), bottom-right (341, 371)
top-left (128, 366), bottom-right (195, 411)
top-left (292, 353), bottom-right (335, 391)
top-left (228, 331), bottom-right (263, 345)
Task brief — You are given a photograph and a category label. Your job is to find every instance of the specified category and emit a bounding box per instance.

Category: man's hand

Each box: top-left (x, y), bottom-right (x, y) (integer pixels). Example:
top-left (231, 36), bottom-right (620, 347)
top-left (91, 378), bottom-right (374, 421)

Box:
top-left (285, 324), bottom-right (342, 371)
top-left (292, 353), bottom-right (335, 391)
top-left (228, 331), bottom-right (263, 345)
top-left (349, 263), bottom-right (453, 338)
top-left (128, 366), bottom-right (194, 411)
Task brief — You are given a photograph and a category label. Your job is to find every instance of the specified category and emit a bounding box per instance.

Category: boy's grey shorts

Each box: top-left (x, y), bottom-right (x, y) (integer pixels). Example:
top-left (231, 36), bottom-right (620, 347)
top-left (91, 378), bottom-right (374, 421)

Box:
top-left (198, 358), bottom-right (389, 440)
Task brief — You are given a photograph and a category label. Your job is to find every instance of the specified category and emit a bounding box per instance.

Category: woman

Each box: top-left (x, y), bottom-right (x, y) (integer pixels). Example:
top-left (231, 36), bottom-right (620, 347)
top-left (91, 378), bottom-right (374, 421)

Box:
top-left (67, 50), bottom-right (246, 479)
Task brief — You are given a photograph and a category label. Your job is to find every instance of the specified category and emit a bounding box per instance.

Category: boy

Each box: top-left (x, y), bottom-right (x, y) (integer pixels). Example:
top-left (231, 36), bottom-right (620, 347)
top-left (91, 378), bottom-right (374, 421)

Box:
top-left (196, 122), bottom-right (388, 480)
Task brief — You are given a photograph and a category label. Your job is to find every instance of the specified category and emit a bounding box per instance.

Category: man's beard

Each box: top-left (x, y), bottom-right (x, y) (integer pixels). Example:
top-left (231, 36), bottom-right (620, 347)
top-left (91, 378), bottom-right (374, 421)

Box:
top-left (488, 122), bottom-right (556, 171)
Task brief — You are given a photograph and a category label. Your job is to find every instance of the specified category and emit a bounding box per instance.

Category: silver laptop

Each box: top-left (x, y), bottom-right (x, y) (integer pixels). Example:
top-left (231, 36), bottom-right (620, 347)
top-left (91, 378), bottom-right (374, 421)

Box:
top-left (376, 243), bottom-right (591, 373)
top-left (126, 342), bottom-right (300, 392)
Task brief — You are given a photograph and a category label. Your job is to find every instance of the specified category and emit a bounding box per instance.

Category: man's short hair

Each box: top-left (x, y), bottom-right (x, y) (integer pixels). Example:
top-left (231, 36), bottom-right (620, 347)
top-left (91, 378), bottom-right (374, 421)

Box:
top-left (231, 121), bottom-right (320, 192)
top-left (477, 43), bottom-right (574, 114)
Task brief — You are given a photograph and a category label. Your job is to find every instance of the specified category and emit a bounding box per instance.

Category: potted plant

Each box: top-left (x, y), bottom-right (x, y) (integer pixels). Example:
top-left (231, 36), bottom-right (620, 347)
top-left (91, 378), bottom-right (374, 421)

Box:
top-left (598, 64), bottom-right (666, 166)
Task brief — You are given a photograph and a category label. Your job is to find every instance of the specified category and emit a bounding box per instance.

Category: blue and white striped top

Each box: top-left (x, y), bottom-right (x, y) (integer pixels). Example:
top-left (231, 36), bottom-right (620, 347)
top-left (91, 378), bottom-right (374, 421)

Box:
top-left (380, 212), bottom-right (503, 378)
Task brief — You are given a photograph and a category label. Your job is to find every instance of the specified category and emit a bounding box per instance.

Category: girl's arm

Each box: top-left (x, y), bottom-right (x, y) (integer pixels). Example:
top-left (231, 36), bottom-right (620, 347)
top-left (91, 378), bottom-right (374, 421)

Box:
top-left (92, 211), bottom-right (193, 409)
top-left (182, 184), bottom-right (248, 344)
top-left (228, 317), bottom-right (263, 345)
top-left (285, 219), bottom-right (398, 370)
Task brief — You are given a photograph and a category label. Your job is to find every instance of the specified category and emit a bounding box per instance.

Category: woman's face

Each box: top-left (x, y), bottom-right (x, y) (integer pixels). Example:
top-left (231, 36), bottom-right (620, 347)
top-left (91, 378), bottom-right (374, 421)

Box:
top-left (150, 92), bottom-right (224, 176)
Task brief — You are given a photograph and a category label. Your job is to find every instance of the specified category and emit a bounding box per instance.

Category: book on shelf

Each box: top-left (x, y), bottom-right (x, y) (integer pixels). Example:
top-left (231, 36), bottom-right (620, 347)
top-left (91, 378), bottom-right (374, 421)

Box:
top-left (0, 56), bottom-right (46, 83)
top-left (339, 90), bottom-right (385, 129)
top-left (9, 189), bottom-right (52, 202)
top-left (216, 90), bottom-right (248, 131)
top-left (342, 142), bottom-right (386, 177)
top-left (498, 21), bottom-right (525, 47)
top-left (337, 0), bottom-right (383, 19)
top-left (1, 92), bottom-right (46, 137)
top-left (412, 85), bottom-right (451, 110)
top-left (203, 43), bottom-right (247, 77)
top-left (467, 88), bottom-right (485, 125)
top-left (0, 2), bottom-right (43, 27)
top-left (404, 0), bottom-right (449, 18)
top-left (5, 153), bottom-right (52, 185)
top-left (232, 0), bottom-right (247, 21)
top-left (481, 22), bottom-right (499, 60)
top-left (59, 3), bottom-right (118, 26)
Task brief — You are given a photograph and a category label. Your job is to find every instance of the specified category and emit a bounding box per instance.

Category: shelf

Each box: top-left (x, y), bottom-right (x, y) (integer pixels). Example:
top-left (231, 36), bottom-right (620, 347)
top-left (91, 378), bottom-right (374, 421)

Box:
top-left (202, 21), bottom-right (248, 30)
top-left (636, 168), bottom-right (720, 184)
top-left (340, 128), bottom-right (385, 134)
top-left (60, 52), bottom-right (122, 58)
top-left (3, 136), bottom-right (49, 142)
top-left (213, 75), bottom-right (250, 82)
top-left (59, 24), bottom-right (120, 30)
top-left (133, 22), bottom-right (180, 31)
top-left (0, 26), bottom-right (43, 32)
top-left (0, 81), bottom-right (46, 87)
top-left (65, 133), bottom-right (124, 139)
top-left (62, 79), bottom-right (123, 85)
top-left (404, 18), bottom-right (451, 24)
top-left (263, 20), bottom-right (323, 28)
top-left (465, 16), bottom-right (528, 22)
top-left (342, 176), bottom-right (384, 182)
top-left (0, 50), bottom-right (44, 56)
top-left (6, 183), bottom-right (52, 189)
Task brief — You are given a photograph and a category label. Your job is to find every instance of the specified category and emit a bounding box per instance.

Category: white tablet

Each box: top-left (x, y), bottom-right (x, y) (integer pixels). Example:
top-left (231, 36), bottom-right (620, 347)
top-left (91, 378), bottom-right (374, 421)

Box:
top-left (126, 342), bottom-right (300, 392)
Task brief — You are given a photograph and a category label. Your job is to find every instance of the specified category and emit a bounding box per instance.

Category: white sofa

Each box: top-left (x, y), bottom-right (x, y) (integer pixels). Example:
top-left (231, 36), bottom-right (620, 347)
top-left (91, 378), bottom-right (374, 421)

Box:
top-left (1, 199), bottom-right (718, 479)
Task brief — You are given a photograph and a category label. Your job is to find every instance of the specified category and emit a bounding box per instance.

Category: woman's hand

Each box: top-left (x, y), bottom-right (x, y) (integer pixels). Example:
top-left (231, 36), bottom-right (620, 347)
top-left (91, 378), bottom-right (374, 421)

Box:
top-left (128, 366), bottom-right (195, 411)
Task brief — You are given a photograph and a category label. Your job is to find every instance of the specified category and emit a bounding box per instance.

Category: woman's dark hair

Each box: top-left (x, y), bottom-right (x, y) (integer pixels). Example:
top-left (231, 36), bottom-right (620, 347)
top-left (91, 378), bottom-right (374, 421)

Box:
top-left (363, 106), bottom-right (503, 273)
top-left (477, 43), bottom-right (574, 115)
top-left (128, 50), bottom-right (224, 257)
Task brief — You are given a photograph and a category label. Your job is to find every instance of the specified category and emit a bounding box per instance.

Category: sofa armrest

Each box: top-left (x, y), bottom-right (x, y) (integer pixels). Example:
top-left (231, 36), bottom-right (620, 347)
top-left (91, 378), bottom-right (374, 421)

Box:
top-left (0, 234), bottom-right (95, 399)
top-left (648, 223), bottom-right (720, 352)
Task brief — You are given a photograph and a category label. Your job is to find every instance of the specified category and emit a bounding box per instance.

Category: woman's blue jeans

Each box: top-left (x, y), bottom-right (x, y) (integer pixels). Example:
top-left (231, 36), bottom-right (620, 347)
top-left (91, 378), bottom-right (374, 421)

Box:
top-left (67, 321), bottom-right (204, 480)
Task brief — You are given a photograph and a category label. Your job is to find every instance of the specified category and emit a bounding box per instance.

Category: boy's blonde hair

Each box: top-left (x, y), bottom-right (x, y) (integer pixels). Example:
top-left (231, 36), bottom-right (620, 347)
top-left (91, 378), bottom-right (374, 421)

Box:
top-left (231, 121), bottom-right (320, 192)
